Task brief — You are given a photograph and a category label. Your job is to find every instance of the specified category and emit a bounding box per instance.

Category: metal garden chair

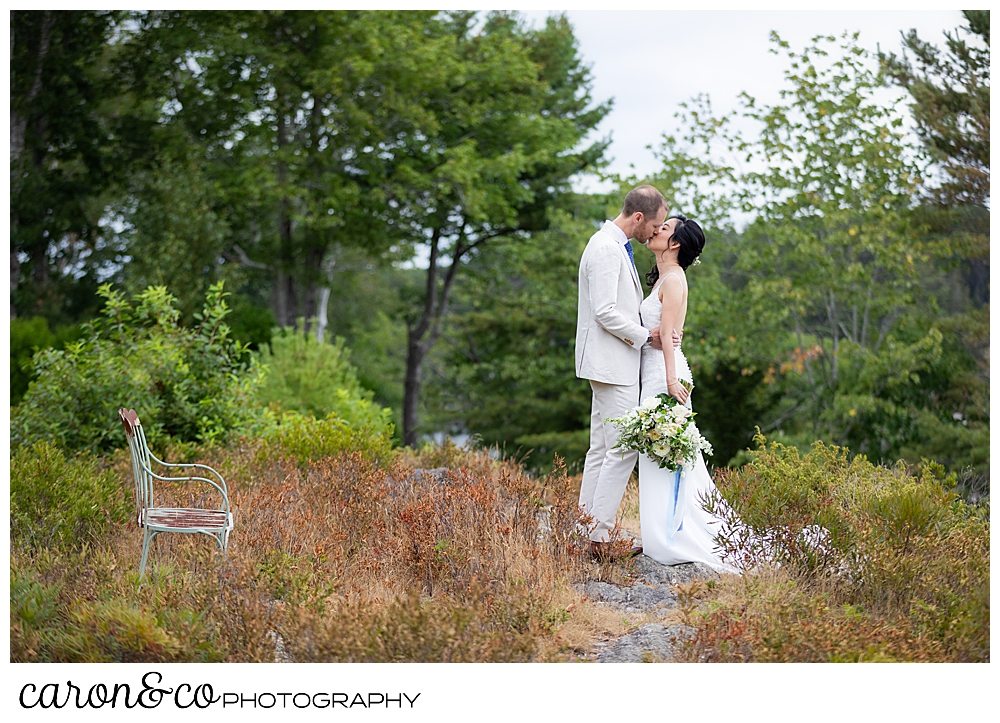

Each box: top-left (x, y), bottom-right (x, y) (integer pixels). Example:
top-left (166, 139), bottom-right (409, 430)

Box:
top-left (119, 408), bottom-right (234, 582)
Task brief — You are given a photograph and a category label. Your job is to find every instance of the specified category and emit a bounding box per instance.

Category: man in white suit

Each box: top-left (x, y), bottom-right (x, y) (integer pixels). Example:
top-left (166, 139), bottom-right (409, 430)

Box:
top-left (576, 185), bottom-right (668, 558)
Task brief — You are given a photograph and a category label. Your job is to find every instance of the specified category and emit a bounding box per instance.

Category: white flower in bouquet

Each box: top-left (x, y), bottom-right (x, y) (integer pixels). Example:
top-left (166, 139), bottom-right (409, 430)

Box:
top-left (606, 391), bottom-right (713, 472)
top-left (662, 424), bottom-right (678, 439)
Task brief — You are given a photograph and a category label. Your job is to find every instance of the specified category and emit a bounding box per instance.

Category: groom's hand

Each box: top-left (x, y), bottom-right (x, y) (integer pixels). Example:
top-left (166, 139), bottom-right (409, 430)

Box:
top-left (672, 329), bottom-right (683, 348)
top-left (650, 328), bottom-right (662, 350)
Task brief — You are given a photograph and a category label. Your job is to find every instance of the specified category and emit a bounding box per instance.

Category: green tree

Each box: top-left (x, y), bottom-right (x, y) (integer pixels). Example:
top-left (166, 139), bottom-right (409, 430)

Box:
top-left (387, 12), bottom-right (610, 446)
top-left (10, 10), bottom-right (154, 322)
top-left (425, 203), bottom-right (601, 472)
top-left (881, 10), bottom-right (989, 207)
top-left (118, 10), bottom-right (441, 329)
top-left (653, 32), bottom-right (988, 472)
top-left (881, 12), bottom-right (989, 471)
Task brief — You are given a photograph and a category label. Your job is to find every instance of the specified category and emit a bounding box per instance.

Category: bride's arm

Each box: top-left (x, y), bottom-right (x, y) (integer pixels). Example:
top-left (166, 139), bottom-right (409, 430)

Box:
top-left (659, 276), bottom-right (689, 405)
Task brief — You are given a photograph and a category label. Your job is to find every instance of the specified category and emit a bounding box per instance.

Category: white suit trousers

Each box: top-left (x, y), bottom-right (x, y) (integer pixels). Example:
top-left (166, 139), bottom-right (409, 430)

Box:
top-left (579, 378), bottom-right (639, 542)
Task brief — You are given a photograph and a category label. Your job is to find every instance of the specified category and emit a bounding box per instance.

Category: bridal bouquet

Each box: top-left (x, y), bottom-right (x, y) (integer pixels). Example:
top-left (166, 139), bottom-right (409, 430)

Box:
top-left (607, 391), bottom-right (713, 471)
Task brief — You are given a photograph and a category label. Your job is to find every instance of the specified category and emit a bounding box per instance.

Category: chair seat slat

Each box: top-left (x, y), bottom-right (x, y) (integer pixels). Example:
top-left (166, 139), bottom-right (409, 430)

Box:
top-left (143, 508), bottom-right (232, 530)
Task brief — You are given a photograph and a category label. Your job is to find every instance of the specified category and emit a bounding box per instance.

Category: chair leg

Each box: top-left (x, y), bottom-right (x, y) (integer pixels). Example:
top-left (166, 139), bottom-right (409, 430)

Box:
top-left (139, 529), bottom-right (157, 584)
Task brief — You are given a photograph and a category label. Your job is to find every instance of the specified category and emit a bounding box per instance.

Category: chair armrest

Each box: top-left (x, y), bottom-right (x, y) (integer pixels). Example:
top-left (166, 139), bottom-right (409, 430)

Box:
top-left (146, 450), bottom-right (228, 496)
top-left (142, 466), bottom-right (230, 514)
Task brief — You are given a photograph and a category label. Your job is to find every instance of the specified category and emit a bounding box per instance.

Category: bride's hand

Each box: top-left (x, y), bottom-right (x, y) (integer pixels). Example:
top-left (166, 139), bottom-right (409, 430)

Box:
top-left (667, 380), bottom-right (689, 405)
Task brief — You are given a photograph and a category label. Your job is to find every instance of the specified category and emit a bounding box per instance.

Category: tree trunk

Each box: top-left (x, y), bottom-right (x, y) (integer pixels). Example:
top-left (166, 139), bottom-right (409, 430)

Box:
top-left (10, 11), bottom-right (53, 319)
top-left (273, 212), bottom-right (296, 327)
top-left (315, 286), bottom-right (330, 343)
top-left (273, 270), bottom-right (291, 327)
top-left (10, 245), bottom-right (20, 319)
top-left (10, 12), bottom-right (52, 162)
top-left (402, 228), bottom-right (468, 446)
top-left (314, 246), bottom-right (336, 343)
top-left (403, 332), bottom-right (426, 448)
top-left (272, 99), bottom-right (296, 327)
top-left (299, 242), bottom-right (326, 334)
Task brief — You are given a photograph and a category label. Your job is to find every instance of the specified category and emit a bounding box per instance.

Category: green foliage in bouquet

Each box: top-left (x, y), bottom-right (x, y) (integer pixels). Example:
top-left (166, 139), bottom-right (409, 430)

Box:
top-left (607, 391), bottom-right (712, 471)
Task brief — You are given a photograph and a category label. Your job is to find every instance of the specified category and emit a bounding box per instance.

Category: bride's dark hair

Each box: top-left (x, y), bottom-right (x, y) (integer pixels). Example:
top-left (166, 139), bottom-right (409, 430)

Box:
top-left (645, 214), bottom-right (707, 287)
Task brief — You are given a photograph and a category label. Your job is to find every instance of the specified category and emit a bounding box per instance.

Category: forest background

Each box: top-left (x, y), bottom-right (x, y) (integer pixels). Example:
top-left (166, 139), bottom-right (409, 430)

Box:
top-left (10, 9), bottom-right (989, 491)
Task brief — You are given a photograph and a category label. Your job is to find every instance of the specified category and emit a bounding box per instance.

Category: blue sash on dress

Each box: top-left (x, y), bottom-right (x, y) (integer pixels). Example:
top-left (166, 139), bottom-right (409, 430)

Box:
top-left (664, 467), bottom-right (687, 546)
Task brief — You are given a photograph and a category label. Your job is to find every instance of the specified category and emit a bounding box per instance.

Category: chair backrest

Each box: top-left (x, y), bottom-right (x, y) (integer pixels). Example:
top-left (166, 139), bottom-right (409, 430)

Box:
top-left (119, 408), bottom-right (154, 523)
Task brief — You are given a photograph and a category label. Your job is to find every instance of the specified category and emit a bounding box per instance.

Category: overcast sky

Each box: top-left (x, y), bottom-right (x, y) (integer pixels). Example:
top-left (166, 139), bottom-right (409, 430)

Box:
top-left (517, 9), bottom-right (967, 192)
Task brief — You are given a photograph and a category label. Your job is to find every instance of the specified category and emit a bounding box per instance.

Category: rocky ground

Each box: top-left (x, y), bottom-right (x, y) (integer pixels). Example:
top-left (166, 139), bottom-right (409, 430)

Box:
top-left (266, 471), bottom-right (720, 663)
top-left (577, 555), bottom-right (719, 663)
top-left (266, 553), bottom-right (718, 663)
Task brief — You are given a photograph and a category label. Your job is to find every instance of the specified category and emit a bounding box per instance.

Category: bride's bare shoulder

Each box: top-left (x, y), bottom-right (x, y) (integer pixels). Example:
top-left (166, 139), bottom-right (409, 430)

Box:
top-left (657, 271), bottom-right (685, 302)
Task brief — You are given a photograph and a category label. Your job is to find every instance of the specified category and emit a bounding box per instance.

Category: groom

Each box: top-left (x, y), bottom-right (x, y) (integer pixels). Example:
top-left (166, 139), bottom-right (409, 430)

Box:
top-left (576, 185), bottom-right (668, 558)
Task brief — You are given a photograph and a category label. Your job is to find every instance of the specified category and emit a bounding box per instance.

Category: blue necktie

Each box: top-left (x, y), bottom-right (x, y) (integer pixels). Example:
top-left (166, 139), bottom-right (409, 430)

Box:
top-left (624, 240), bottom-right (637, 274)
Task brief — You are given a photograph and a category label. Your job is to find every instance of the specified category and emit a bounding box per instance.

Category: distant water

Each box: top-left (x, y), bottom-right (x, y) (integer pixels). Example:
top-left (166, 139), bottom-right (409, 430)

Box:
top-left (426, 432), bottom-right (471, 447)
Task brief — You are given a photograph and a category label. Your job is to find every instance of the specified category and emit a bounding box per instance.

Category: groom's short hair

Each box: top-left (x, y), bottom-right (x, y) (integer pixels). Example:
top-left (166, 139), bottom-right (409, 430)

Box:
top-left (622, 185), bottom-right (668, 219)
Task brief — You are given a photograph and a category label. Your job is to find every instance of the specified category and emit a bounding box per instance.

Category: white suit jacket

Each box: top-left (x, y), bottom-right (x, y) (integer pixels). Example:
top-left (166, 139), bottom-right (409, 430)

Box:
top-left (575, 221), bottom-right (648, 385)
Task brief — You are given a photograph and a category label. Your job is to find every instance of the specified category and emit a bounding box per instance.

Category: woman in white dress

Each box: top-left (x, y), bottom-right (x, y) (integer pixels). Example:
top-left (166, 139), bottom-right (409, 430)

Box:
top-left (638, 215), bottom-right (739, 574)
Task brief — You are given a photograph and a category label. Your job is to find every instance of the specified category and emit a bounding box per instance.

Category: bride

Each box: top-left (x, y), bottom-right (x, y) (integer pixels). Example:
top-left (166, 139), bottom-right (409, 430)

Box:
top-left (638, 215), bottom-right (739, 574)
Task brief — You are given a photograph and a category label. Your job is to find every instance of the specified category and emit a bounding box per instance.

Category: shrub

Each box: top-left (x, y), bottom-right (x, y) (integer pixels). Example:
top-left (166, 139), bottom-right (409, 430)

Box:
top-left (680, 580), bottom-right (947, 663)
top-left (259, 410), bottom-right (395, 466)
top-left (249, 324), bottom-right (397, 465)
top-left (10, 438), bottom-right (590, 663)
top-left (10, 564), bottom-right (222, 663)
top-left (255, 324), bottom-right (382, 428)
top-left (694, 434), bottom-right (989, 661)
top-left (11, 282), bottom-right (270, 453)
top-left (399, 435), bottom-right (489, 471)
top-left (10, 316), bottom-right (85, 405)
top-left (10, 316), bottom-right (56, 406)
top-left (10, 441), bottom-right (131, 551)
top-left (9, 565), bottom-right (63, 662)
top-left (289, 590), bottom-right (540, 662)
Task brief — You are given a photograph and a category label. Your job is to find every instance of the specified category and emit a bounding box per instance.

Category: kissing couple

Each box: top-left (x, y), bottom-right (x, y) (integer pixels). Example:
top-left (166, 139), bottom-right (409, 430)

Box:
top-left (575, 185), bottom-right (737, 573)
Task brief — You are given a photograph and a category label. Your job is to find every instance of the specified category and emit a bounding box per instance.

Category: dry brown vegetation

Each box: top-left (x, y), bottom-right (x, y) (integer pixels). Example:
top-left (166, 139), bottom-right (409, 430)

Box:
top-left (11, 439), bottom-right (652, 662)
top-left (670, 439), bottom-right (990, 663)
top-left (11, 435), bottom-right (988, 663)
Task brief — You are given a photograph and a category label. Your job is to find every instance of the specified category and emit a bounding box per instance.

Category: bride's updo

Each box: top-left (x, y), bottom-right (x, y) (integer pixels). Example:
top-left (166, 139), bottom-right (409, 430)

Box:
top-left (645, 214), bottom-right (707, 287)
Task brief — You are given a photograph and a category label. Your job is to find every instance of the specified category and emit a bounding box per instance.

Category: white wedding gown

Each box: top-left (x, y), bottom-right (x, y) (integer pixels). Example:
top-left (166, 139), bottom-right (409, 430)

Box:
top-left (639, 284), bottom-right (739, 574)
